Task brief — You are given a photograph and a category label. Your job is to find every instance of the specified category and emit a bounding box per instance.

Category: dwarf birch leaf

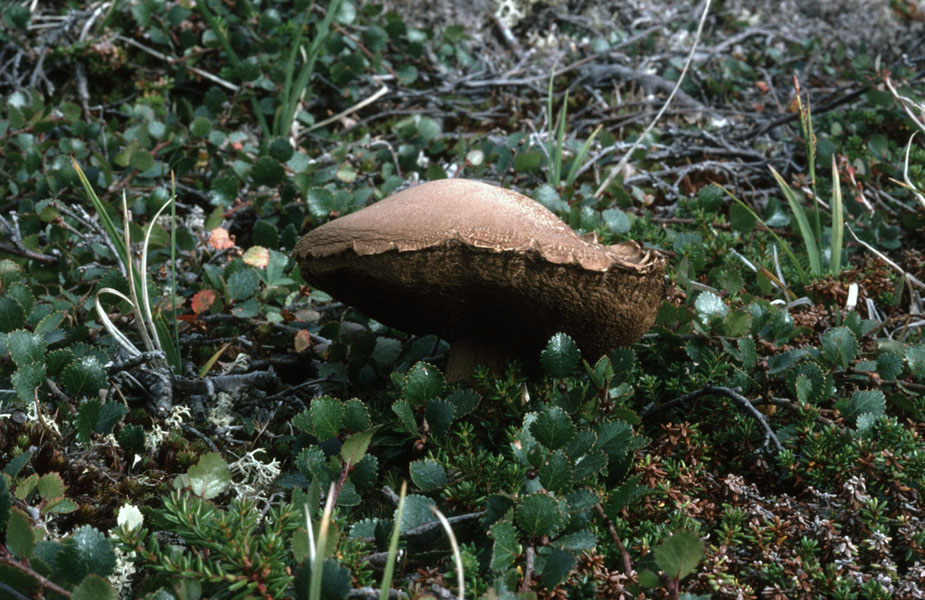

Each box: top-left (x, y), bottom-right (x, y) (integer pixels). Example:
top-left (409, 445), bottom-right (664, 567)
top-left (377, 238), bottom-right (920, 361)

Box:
top-left (653, 530), bottom-right (703, 580)
top-left (530, 407), bottom-right (575, 450)
top-left (409, 459), bottom-right (447, 491)
top-left (310, 396), bottom-right (344, 441)
top-left (540, 333), bottom-right (581, 378)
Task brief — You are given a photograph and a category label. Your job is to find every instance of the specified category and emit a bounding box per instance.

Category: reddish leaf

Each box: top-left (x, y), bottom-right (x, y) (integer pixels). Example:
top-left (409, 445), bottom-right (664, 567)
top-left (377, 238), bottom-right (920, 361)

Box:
top-left (209, 227), bottom-right (234, 250)
top-left (192, 290), bottom-right (216, 315)
top-left (294, 329), bottom-right (312, 353)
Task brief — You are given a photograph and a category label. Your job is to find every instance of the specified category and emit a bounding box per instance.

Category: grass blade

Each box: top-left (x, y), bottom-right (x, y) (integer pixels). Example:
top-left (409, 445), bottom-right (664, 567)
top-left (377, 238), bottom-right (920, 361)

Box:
top-left (379, 481), bottom-right (407, 600)
top-left (829, 155), bottom-right (844, 275)
top-left (716, 183), bottom-right (807, 285)
top-left (769, 166), bottom-right (821, 277)
top-left (431, 505), bottom-right (464, 600)
top-left (310, 482), bottom-right (337, 600)
top-left (565, 124), bottom-right (602, 188)
top-left (71, 159), bottom-right (129, 270)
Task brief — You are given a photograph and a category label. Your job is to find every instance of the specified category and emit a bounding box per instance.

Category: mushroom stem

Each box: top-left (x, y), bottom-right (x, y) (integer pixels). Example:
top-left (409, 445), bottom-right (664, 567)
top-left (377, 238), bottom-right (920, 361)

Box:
top-left (446, 338), bottom-right (513, 382)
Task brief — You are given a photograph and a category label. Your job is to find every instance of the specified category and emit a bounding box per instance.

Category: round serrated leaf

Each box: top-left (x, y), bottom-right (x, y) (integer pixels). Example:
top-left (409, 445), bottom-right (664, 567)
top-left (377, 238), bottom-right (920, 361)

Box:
top-left (227, 268), bottom-right (259, 301)
top-left (71, 574), bottom-right (117, 600)
top-left (513, 147), bottom-right (542, 172)
top-left (845, 389), bottom-right (886, 421)
top-left (57, 526), bottom-right (116, 585)
top-left (425, 397), bottom-right (455, 437)
top-left (539, 450), bottom-right (573, 494)
top-left (342, 398), bottom-right (370, 432)
top-left (310, 396), bottom-right (344, 441)
top-left (514, 492), bottom-right (564, 537)
top-left (13, 362), bottom-right (46, 403)
top-left (6, 508), bottom-right (34, 560)
top-left (402, 361), bottom-right (445, 405)
top-left (62, 356), bottom-right (107, 398)
top-left (653, 530), bottom-right (703, 580)
top-left (0, 296), bottom-right (26, 332)
top-left (129, 150), bottom-right (154, 172)
top-left (786, 361), bottom-right (829, 404)
top-left (397, 494), bottom-right (436, 535)
top-left (876, 352), bottom-right (903, 380)
top-left (350, 454), bottom-right (378, 490)
top-left (821, 327), bottom-right (857, 369)
top-left (252, 156), bottom-right (285, 187)
top-left (602, 208), bottom-right (630, 234)
top-left (184, 452), bottom-right (231, 500)
top-left (409, 459), bottom-right (447, 491)
top-left (540, 333), bottom-right (581, 378)
top-left (695, 291), bottom-right (728, 327)
top-left (530, 407), bottom-right (575, 451)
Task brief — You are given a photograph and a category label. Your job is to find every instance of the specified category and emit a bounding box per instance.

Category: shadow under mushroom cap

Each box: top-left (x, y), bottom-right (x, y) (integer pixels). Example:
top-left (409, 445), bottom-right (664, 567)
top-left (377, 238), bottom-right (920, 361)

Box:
top-left (294, 179), bottom-right (667, 365)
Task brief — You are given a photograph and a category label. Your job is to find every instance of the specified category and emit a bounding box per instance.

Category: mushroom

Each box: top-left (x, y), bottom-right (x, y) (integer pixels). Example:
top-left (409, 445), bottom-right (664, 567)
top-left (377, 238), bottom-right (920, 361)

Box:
top-left (293, 179), bottom-right (666, 380)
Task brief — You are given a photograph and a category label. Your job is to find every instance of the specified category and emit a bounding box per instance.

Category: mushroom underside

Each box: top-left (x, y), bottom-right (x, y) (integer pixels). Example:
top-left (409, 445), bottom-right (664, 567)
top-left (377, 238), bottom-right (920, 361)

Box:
top-left (298, 242), bottom-right (665, 378)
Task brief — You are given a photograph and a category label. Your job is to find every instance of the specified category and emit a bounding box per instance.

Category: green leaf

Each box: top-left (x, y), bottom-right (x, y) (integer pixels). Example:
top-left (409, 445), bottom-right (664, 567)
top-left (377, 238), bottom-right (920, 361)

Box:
top-left (572, 450), bottom-right (608, 482)
top-left (447, 388), bottom-right (480, 418)
top-left (62, 356), bottom-right (107, 398)
top-left (311, 396), bottom-right (344, 440)
top-left (409, 459), bottom-right (447, 491)
top-left (342, 398), bottom-right (370, 432)
top-left (252, 156), bottom-right (285, 187)
top-left (0, 476), bottom-right (10, 533)
top-left (515, 493), bottom-right (564, 538)
top-left (306, 187), bottom-right (338, 219)
top-left (397, 494), bottom-right (436, 534)
top-left (737, 337), bottom-right (756, 371)
top-left (821, 327), bottom-right (857, 369)
top-left (402, 361), bottom-right (445, 405)
top-left (425, 397), bottom-right (455, 437)
top-left (0, 296), bottom-right (26, 332)
top-left (602, 208), bottom-right (630, 234)
top-left (71, 574), bottom-right (118, 600)
top-left (539, 450), bottom-right (573, 494)
top-left (350, 454), bottom-right (378, 490)
top-left (12, 361), bottom-right (46, 403)
top-left (118, 424), bottom-right (146, 456)
top-left (605, 476), bottom-right (648, 515)
top-left (695, 291), bottom-right (728, 327)
top-left (340, 431), bottom-right (373, 466)
top-left (184, 452), bottom-right (231, 500)
top-left (722, 310), bottom-right (752, 337)
top-left (7, 329), bottom-right (46, 366)
top-left (729, 202), bottom-right (757, 233)
top-left (513, 148), bottom-right (542, 172)
top-left (416, 117), bottom-right (441, 140)
top-left (6, 508), bottom-right (35, 560)
top-left (876, 353), bottom-right (903, 380)
top-left (489, 520), bottom-right (520, 572)
top-left (540, 548), bottom-right (575, 588)
top-left (794, 374), bottom-right (813, 404)
top-left (844, 390), bottom-right (886, 421)
top-left (293, 556), bottom-right (352, 600)
top-left (58, 526), bottom-right (116, 585)
top-left (190, 116), bottom-right (211, 137)
top-left (654, 530), bottom-right (703, 580)
top-left (595, 420), bottom-right (642, 458)
top-left (530, 407), bottom-right (575, 450)
top-left (391, 400), bottom-right (419, 436)
top-left (227, 268), bottom-right (260, 301)
top-left (540, 333), bottom-right (581, 378)
top-left (95, 402), bottom-right (128, 435)
top-left (36, 473), bottom-right (65, 500)
top-left (291, 409), bottom-right (313, 434)
top-left (908, 345), bottom-right (925, 378)
top-left (130, 150), bottom-right (155, 172)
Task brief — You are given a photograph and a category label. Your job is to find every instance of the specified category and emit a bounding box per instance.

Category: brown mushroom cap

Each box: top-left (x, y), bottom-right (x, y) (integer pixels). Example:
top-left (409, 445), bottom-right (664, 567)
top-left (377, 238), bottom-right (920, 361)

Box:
top-left (294, 179), bottom-right (666, 377)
